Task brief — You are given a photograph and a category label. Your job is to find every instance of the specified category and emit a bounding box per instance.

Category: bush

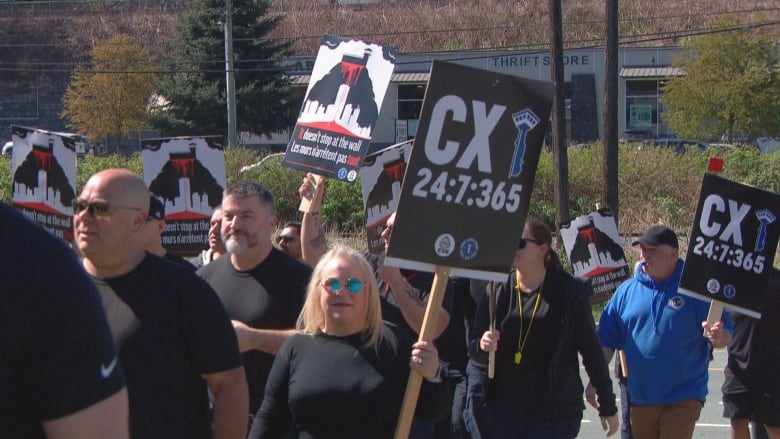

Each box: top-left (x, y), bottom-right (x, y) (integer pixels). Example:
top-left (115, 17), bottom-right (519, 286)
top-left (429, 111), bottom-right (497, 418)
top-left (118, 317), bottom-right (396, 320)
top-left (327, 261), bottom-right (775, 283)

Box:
top-left (2, 146), bottom-right (778, 243)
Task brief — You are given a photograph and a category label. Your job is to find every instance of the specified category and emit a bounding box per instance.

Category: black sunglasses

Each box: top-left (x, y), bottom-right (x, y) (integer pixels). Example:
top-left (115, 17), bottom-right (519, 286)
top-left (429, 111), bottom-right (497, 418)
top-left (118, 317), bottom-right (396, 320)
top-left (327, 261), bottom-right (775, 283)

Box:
top-left (72, 199), bottom-right (141, 217)
top-left (277, 235), bottom-right (298, 244)
top-left (517, 237), bottom-right (542, 249)
top-left (321, 277), bottom-right (363, 294)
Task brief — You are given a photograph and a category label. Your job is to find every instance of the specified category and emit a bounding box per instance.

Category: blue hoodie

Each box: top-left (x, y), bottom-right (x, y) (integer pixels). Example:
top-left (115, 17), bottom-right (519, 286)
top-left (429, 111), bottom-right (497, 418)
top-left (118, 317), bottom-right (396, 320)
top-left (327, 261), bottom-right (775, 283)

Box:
top-left (598, 259), bottom-right (732, 406)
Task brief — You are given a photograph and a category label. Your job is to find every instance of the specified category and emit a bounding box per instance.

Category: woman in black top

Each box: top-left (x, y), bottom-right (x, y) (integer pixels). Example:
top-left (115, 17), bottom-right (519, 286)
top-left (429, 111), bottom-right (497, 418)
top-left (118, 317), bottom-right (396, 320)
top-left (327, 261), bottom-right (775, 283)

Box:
top-left (466, 218), bottom-right (619, 438)
top-left (249, 245), bottom-right (449, 439)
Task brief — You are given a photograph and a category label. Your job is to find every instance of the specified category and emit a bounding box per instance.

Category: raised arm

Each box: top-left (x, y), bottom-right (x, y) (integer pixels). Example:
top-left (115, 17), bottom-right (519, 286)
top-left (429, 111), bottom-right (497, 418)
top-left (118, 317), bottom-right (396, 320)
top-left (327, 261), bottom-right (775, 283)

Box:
top-left (380, 261), bottom-right (451, 337)
top-left (299, 173), bottom-right (327, 266)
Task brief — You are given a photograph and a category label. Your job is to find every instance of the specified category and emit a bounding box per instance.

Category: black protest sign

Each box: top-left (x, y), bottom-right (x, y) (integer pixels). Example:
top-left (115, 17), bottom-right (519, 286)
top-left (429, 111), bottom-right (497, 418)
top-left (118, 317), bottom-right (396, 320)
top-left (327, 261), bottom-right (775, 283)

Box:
top-left (385, 61), bottom-right (553, 281)
top-left (281, 35), bottom-right (397, 182)
top-left (559, 207), bottom-right (630, 303)
top-left (680, 173), bottom-right (780, 318)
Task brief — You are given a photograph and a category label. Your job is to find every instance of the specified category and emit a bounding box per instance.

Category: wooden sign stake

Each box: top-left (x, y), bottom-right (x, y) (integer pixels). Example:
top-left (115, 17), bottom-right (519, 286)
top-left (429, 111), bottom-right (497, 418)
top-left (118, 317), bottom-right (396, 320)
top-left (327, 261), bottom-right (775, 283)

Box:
top-left (393, 265), bottom-right (451, 439)
top-left (703, 300), bottom-right (725, 336)
top-left (488, 281), bottom-right (496, 379)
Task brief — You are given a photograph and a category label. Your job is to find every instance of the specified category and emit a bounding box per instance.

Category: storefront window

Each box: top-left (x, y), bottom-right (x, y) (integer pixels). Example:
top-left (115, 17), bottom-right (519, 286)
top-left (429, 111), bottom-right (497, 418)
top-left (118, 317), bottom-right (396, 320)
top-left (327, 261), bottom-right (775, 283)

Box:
top-left (625, 79), bottom-right (668, 136)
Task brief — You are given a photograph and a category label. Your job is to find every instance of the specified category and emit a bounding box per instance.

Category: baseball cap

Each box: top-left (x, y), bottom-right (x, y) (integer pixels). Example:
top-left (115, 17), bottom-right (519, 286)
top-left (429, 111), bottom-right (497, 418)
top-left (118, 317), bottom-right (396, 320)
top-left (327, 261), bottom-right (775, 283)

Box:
top-left (631, 225), bottom-right (678, 248)
top-left (148, 197), bottom-right (165, 221)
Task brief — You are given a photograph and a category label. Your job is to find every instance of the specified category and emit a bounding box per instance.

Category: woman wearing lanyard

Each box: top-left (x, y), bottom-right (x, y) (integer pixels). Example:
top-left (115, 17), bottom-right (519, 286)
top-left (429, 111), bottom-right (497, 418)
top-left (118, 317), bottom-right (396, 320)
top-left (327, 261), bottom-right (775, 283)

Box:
top-left (467, 218), bottom-right (619, 438)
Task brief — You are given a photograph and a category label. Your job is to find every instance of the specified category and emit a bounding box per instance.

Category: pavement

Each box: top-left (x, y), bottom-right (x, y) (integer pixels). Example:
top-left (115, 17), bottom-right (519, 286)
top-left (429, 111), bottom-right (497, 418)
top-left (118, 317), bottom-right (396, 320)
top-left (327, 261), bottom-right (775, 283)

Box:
top-left (577, 348), bottom-right (731, 438)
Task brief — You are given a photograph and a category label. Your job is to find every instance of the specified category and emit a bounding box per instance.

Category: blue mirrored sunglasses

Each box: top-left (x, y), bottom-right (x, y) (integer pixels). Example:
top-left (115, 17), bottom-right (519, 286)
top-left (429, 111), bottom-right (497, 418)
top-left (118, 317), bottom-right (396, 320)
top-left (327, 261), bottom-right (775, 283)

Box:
top-left (321, 277), bottom-right (363, 294)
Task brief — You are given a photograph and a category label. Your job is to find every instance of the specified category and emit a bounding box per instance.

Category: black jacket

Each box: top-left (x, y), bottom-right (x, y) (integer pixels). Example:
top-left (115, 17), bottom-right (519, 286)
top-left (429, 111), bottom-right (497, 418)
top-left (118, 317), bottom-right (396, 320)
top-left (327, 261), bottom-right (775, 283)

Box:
top-left (467, 268), bottom-right (617, 433)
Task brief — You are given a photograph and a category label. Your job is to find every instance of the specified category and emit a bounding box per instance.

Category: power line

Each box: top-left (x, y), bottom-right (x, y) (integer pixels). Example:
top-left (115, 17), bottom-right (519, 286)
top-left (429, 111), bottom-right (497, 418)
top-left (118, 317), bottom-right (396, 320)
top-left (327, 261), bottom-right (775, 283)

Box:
top-left (0, 5), bottom-right (775, 49)
top-left (0, 19), bottom-right (776, 74)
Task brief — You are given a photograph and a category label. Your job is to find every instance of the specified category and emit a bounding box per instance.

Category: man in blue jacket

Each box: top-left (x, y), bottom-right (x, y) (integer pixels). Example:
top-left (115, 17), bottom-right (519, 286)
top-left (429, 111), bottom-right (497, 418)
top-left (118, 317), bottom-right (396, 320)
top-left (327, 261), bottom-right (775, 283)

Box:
top-left (596, 225), bottom-right (732, 439)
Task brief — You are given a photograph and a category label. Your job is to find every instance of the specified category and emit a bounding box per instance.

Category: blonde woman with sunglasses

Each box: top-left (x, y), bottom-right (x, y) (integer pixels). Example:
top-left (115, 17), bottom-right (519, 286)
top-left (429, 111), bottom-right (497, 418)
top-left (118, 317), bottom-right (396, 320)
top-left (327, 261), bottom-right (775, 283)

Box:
top-left (249, 245), bottom-right (449, 439)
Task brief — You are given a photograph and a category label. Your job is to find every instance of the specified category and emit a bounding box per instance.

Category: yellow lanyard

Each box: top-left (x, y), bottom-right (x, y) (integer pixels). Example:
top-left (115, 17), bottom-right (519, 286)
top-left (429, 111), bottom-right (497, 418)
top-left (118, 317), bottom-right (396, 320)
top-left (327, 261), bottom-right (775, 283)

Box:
top-left (514, 280), bottom-right (543, 365)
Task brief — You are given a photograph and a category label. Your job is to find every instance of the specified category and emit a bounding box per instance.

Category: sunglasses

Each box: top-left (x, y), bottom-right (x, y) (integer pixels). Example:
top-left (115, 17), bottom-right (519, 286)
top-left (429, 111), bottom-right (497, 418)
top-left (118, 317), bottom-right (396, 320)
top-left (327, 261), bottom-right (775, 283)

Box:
top-left (517, 237), bottom-right (542, 249)
top-left (72, 199), bottom-right (141, 217)
top-left (321, 277), bottom-right (363, 294)
top-left (277, 235), bottom-right (298, 244)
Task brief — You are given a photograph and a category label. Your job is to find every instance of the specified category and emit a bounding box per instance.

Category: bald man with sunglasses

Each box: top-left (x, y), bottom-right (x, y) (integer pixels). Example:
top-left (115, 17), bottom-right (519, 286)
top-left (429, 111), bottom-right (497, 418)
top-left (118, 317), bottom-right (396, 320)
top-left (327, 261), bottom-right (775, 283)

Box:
top-left (73, 169), bottom-right (248, 439)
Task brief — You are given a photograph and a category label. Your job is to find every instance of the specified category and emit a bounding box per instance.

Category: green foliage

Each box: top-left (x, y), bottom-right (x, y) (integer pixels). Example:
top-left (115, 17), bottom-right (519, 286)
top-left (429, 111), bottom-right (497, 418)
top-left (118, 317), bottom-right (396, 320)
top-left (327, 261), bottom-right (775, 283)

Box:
top-left (229, 150), bottom-right (365, 230)
top-left (321, 178), bottom-right (365, 232)
top-left (661, 17), bottom-right (780, 142)
top-left (153, 0), bottom-right (297, 140)
top-left (75, 153), bottom-right (144, 192)
top-left (2, 147), bottom-right (778, 245)
top-left (61, 35), bottom-right (160, 146)
top-left (234, 152), bottom-right (307, 224)
top-left (0, 158), bottom-right (11, 202)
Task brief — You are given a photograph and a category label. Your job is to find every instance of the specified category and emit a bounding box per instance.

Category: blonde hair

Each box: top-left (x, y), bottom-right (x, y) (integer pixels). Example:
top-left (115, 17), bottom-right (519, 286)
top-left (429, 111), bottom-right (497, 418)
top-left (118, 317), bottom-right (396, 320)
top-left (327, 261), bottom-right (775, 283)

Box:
top-left (297, 244), bottom-right (396, 352)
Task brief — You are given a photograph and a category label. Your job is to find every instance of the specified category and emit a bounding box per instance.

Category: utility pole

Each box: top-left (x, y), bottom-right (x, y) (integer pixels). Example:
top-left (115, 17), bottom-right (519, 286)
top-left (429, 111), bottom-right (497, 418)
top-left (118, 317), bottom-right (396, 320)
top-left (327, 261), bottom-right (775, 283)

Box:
top-left (603, 0), bottom-right (619, 223)
top-left (549, 0), bottom-right (569, 227)
top-left (224, 0), bottom-right (237, 147)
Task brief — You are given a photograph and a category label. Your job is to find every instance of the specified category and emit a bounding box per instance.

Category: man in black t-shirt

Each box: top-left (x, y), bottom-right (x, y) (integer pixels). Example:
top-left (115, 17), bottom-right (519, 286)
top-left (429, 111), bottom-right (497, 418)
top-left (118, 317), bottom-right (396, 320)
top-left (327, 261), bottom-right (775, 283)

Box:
top-left (74, 169), bottom-right (248, 439)
top-left (143, 195), bottom-right (197, 271)
top-left (723, 268), bottom-right (780, 439)
top-left (0, 202), bottom-right (129, 439)
top-left (197, 181), bottom-right (312, 415)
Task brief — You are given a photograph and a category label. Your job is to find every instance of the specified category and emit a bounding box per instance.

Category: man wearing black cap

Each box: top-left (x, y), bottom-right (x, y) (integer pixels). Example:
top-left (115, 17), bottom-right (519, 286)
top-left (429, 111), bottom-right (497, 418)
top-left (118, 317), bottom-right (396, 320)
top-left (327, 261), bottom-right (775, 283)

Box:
top-left (143, 196), bottom-right (196, 271)
top-left (595, 225), bottom-right (732, 439)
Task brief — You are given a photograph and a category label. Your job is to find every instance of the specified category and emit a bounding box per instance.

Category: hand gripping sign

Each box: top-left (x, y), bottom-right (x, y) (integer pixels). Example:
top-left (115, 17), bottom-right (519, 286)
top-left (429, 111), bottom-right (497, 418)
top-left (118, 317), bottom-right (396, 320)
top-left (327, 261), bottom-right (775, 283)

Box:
top-left (680, 173), bottom-right (780, 324)
top-left (384, 61), bottom-right (553, 438)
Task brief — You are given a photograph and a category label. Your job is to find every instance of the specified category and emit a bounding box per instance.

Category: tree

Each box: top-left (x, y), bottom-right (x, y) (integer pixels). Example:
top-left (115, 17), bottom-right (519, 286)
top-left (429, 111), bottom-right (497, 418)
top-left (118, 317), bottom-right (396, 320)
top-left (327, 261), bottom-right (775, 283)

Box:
top-left (661, 17), bottom-right (779, 143)
top-left (153, 0), bottom-right (297, 142)
top-left (61, 35), bottom-right (159, 149)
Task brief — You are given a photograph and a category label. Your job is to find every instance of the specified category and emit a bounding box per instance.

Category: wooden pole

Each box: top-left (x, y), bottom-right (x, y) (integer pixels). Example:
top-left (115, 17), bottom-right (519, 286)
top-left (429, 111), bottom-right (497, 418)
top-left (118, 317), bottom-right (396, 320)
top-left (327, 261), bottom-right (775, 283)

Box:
top-left (394, 266), bottom-right (451, 439)
top-left (704, 301), bottom-right (725, 336)
top-left (603, 0), bottom-right (619, 224)
top-left (618, 350), bottom-right (628, 377)
top-left (488, 281), bottom-right (496, 379)
top-left (548, 0), bottom-right (570, 226)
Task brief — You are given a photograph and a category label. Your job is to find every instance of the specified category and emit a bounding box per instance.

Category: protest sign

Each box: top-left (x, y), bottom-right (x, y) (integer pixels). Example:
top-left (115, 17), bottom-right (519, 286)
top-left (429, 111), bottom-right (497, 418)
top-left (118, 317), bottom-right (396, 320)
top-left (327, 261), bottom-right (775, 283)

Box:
top-left (559, 206), bottom-right (630, 303)
top-left (389, 60), bottom-right (553, 439)
top-left (10, 125), bottom-right (78, 241)
top-left (385, 61), bottom-right (554, 282)
top-left (680, 173), bottom-right (780, 318)
top-left (141, 136), bottom-right (226, 255)
top-left (359, 140), bottom-right (413, 254)
top-left (281, 35), bottom-right (397, 182)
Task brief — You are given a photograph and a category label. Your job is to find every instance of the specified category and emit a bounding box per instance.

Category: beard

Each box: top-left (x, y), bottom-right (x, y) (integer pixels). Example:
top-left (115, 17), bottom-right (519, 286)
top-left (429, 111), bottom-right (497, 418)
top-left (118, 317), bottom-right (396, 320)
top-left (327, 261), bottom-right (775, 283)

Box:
top-left (224, 230), bottom-right (257, 255)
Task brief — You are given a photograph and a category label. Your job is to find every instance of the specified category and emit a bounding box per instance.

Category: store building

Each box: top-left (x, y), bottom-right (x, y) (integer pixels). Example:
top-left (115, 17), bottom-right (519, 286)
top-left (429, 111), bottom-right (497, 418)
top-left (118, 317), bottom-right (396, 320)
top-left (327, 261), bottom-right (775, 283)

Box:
top-left (248, 46), bottom-right (684, 152)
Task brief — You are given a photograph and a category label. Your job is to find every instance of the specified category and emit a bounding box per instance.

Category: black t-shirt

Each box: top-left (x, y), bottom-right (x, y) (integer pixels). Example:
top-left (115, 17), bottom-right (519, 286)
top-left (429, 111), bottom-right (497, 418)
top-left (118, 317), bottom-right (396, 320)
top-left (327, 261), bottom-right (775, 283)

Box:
top-left (0, 203), bottom-right (125, 439)
top-left (164, 251), bottom-right (197, 272)
top-left (249, 324), bottom-right (450, 439)
top-left (94, 254), bottom-right (242, 439)
top-left (724, 269), bottom-right (780, 394)
top-left (197, 248), bottom-right (312, 413)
